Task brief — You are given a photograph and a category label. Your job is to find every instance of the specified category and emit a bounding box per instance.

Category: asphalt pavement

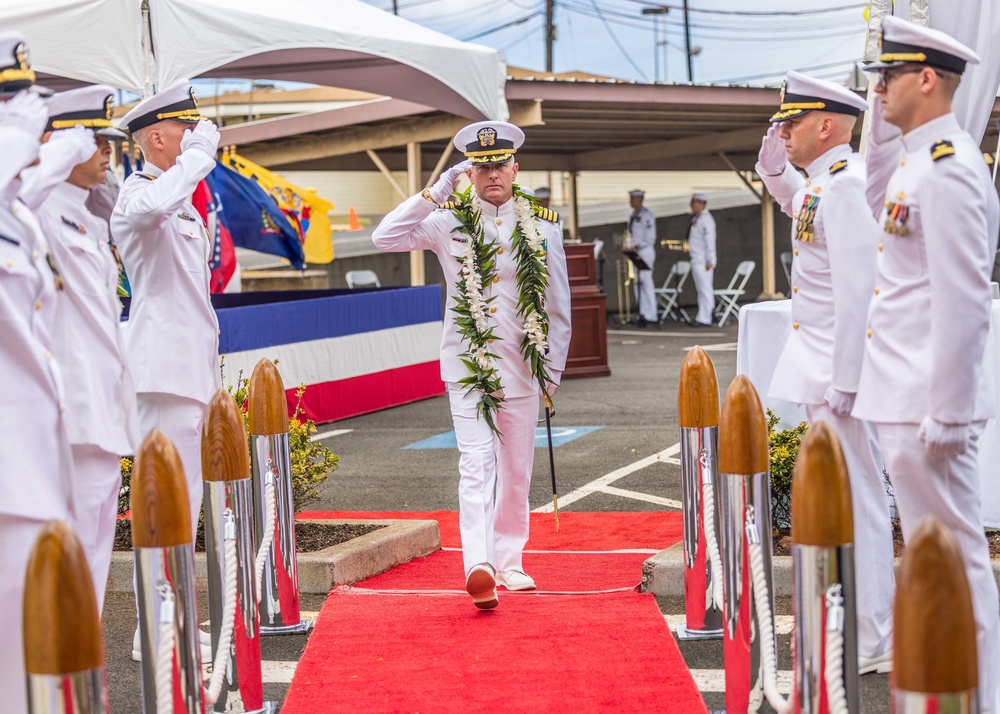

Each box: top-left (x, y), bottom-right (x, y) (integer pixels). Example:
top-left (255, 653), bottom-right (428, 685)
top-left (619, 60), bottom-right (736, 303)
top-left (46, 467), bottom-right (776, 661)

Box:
top-left (101, 318), bottom-right (892, 712)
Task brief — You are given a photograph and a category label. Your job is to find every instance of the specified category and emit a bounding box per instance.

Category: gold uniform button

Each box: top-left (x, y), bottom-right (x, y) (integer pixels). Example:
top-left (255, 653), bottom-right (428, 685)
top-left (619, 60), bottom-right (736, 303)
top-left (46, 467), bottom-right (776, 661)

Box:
top-left (497, 247), bottom-right (504, 255)
top-left (496, 219), bottom-right (503, 226)
top-left (874, 286), bottom-right (880, 295)
top-left (6, 259), bottom-right (11, 267)
top-left (867, 328), bottom-right (873, 338)
top-left (792, 285), bottom-right (798, 294)
top-left (45, 351), bottom-right (52, 360)
top-left (793, 249), bottom-right (799, 256)
top-left (59, 403), bottom-right (67, 413)
top-left (793, 322), bottom-right (799, 330)
top-left (35, 300), bottom-right (42, 311)
top-left (493, 276), bottom-right (499, 284)
top-left (490, 307), bottom-right (497, 314)
top-left (217, 329), bottom-right (221, 336)
top-left (33, 250), bottom-right (39, 260)
top-left (878, 242), bottom-right (883, 252)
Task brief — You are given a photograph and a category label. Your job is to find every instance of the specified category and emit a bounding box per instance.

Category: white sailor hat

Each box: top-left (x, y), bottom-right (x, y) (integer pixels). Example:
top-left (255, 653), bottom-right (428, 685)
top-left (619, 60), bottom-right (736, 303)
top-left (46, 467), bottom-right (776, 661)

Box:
top-left (628, 189), bottom-right (645, 197)
top-left (691, 192), bottom-right (708, 202)
top-left (865, 16), bottom-right (979, 74)
top-left (0, 31), bottom-right (51, 97)
top-left (46, 85), bottom-right (127, 139)
top-left (534, 186), bottom-right (551, 200)
top-left (119, 79), bottom-right (210, 134)
top-left (453, 120), bottom-right (524, 165)
top-left (770, 71), bottom-right (868, 123)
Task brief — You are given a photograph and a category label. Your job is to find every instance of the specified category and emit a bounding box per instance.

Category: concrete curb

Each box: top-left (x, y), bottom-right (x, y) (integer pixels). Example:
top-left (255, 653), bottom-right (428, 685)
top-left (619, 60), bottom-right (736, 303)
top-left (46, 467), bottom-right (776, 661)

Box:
top-left (640, 543), bottom-right (1000, 598)
top-left (108, 519), bottom-right (440, 595)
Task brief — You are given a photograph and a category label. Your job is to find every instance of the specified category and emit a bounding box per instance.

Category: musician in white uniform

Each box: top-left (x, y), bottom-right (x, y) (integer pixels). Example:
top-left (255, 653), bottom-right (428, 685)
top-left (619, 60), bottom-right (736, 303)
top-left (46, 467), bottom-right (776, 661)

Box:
top-left (626, 189), bottom-right (657, 325)
top-left (0, 33), bottom-right (75, 714)
top-left (756, 71), bottom-right (894, 675)
top-left (854, 18), bottom-right (1000, 708)
top-left (20, 86), bottom-right (139, 614)
top-left (687, 193), bottom-right (716, 327)
top-left (373, 122), bottom-right (572, 609)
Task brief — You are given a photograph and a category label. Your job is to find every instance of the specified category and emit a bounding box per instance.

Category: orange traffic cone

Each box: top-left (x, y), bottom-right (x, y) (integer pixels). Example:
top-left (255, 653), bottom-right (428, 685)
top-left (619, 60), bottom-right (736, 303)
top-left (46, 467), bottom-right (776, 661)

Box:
top-left (348, 207), bottom-right (361, 231)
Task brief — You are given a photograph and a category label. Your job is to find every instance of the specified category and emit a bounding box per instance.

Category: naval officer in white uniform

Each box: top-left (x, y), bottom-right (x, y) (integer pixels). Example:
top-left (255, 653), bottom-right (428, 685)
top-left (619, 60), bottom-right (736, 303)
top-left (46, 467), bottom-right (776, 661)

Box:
top-left (756, 71), bottom-right (895, 675)
top-left (854, 18), bottom-right (1000, 708)
top-left (373, 122), bottom-right (572, 609)
top-left (0, 33), bottom-right (75, 714)
top-left (626, 189), bottom-right (657, 325)
top-left (21, 86), bottom-right (139, 614)
top-left (687, 192), bottom-right (716, 327)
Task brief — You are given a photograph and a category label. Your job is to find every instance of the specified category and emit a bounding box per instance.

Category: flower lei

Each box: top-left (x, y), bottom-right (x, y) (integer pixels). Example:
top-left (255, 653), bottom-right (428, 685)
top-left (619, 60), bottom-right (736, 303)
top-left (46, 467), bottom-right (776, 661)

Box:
top-left (450, 184), bottom-right (553, 436)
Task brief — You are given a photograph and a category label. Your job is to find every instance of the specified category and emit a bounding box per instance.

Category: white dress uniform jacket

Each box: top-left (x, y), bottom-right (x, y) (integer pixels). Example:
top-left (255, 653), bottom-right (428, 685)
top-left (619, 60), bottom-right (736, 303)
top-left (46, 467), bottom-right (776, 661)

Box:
top-left (628, 205), bottom-right (657, 322)
top-left (760, 144), bottom-right (879, 405)
top-left (854, 113), bottom-right (1000, 425)
top-left (372, 193), bottom-right (572, 393)
top-left (688, 209), bottom-right (717, 325)
top-left (111, 153), bottom-right (220, 405)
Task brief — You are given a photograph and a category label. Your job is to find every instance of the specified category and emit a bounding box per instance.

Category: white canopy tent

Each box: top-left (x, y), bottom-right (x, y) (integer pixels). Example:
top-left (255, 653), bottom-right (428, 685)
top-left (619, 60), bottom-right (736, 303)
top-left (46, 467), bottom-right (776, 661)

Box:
top-left (1, 0), bottom-right (509, 120)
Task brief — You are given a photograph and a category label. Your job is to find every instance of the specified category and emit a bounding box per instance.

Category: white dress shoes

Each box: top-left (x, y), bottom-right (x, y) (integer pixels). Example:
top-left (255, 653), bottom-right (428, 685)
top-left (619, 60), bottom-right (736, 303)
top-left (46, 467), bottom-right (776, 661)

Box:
top-left (858, 649), bottom-right (892, 675)
top-left (497, 569), bottom-right (536, 591)
top-left (465, 563), bottom-right (499, 610)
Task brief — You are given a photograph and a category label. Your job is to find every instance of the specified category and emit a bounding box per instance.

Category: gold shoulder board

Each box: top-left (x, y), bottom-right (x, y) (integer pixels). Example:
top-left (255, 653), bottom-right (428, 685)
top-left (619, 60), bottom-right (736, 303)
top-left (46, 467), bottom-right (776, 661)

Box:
top-left (829, 160), bottom-right (849, 176)
top-left (534, 207), bottom-right (559, 223)
top-left (134, 173), bottom-right (156, 181)
top-left (436, 200), bottom-right (460, 210)
top-left (931, 140), bottom-right (955, 162)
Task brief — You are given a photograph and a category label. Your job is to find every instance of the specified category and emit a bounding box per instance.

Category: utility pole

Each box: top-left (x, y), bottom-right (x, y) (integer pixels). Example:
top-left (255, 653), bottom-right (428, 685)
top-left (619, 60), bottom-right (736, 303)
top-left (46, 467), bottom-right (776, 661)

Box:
top-left (392, 0), bottom-right (398, 14)
top-left (641, 7), bottom-right (669, 83)
top-left (545, 0), bottom-right (555, 73)
top-left (683, 0), bottom-right (693, 82)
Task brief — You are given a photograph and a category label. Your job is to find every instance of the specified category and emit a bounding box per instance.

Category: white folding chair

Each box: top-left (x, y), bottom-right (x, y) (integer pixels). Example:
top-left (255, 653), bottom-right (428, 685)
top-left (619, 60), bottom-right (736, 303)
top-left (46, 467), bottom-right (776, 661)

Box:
top-left (345, 269), bottom-right (381, 288)
top-left (779, 251), bottom-right (793, 291)
top-left (713, 260), bottom-right (755, 327)
top-left (655, 260), bottom-right (692, 325)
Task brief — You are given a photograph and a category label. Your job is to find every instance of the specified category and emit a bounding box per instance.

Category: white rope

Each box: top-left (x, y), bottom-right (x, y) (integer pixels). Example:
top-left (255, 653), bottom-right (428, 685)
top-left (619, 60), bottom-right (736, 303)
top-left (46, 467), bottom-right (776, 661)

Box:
top-left (699, 450), bottom-right (724, 611)
top-left (746, 506), bottom-right (793, 714)
top-left (205, 509), bottom-right (239, 706)
top-left (155, 583), bottom-right (176, 714)
top-left (254, 470), bottom-right (278, 603)
top-left (824, 584), bottom-right (850, 714)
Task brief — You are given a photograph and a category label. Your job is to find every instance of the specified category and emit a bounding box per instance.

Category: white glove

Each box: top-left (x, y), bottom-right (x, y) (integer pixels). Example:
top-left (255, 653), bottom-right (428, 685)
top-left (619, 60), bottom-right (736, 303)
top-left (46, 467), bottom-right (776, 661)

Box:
top-left (823, 386), bottom-right (856, 417)
top-left (917, 416), bottom-right (970, 459)
top-left (757, 124), bottom-right (788, 176)
top-left (46, 126), bottom-right (97, 165)
top-left (179, 120), bottom-right (220, 158)
top-left (869, 94), bottom-right (901, 146)
top-left (428, 159), bottom-right (473, 204)
top-left (0, 90), bottom-right (48, 138)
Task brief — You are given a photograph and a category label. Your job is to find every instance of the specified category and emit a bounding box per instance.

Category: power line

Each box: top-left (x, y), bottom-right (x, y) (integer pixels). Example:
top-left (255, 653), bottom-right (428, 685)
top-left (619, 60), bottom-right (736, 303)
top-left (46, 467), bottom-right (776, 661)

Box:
top-left (586, 0), bottom-right (650, 80)
top-left (715, 58), bottom-right (858, 83)
top-left (620, 0), bottom-right (866, 16)
top-left (461, 10), bottom-right (544, 40)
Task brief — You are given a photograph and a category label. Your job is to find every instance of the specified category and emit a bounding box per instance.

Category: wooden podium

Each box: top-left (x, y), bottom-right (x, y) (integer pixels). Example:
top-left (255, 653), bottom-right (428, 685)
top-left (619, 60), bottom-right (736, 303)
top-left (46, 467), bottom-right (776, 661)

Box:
top-left (563, 242), bottom-right (611, 378)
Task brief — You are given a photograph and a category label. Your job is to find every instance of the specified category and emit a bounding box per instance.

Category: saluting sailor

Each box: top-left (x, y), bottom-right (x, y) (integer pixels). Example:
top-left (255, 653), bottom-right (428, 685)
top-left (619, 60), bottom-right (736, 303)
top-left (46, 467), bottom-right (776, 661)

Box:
top-left (373, 122), bottom-right (572, 609)
top-left (113, 80), bottom-right (220, 660)
top-left (853, 18), bottom-right (1000, 709)
top-left (20, 85), bottom-right (139, 614)
top-left (0, 32), bottom-right (76, 714)
top-left (626, 188), bottom-right (657, 326)
top-left (687, 192), bottom-right (716, 327)
top-left (756, 71), bottom-right (895, 676)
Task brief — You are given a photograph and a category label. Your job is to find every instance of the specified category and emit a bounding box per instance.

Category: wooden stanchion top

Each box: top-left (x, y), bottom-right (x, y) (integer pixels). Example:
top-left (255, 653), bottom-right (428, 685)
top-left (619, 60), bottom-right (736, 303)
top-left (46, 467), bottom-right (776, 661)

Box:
top-left (678, 346), bottom-right (720, 429)
top-left (895, 516), bottom-right (977, 693)
top-left (202, 388), bottom-right (251, 482)
top-left (248, 359), bottom-right (288, 436)
top-left (791, 421), bottom-right (853, 546)
top-left (719, 375), bottom-right (769, 474)
top-left (23, 521), bottom-right (104, 675)
top-left (131, 429), bottom-right (192, 548)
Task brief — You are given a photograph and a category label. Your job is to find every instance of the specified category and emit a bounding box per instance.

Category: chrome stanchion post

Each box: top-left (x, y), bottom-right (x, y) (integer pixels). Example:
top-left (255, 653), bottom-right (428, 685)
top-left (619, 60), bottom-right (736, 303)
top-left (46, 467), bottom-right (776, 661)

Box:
top-left (202, 388), bottom-right (277, 712)
top-left (132, 430), bottom-right (204, 714)
top-left (248, 359), bottom-right (313, 635)
top-left (677, 346), bottom-right (723, 639)
top-left (718, 375), bottom-right (772, 713)
top-left (24, 521), bottom-right (109, 714)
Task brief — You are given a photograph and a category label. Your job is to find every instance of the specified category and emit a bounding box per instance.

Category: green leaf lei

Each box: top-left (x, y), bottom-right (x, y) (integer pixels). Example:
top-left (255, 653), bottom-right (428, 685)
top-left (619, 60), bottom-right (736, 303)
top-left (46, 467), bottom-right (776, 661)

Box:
top-left (449, 184), bottom-right (554, 436)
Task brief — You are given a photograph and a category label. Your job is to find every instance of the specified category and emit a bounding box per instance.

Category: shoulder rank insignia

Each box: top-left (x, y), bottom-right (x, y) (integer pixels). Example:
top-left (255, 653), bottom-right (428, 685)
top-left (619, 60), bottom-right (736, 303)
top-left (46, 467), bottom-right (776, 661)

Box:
top-left (0, 234), bottom-right (19, 246)
top-left (534, 206), bottom-right (559, 223)
top-left (931, 140), bottom-right (955, 162)
top-left (795, 194), bottom-right (820, 243)
top-left (60, 216), bottom-right (86, 234)
top-left (134, 172), bottom-right (156, 181)
top-left (436, 200), bottom-right (461, 210)
top-left (829, 160), bottom-right (849, 176)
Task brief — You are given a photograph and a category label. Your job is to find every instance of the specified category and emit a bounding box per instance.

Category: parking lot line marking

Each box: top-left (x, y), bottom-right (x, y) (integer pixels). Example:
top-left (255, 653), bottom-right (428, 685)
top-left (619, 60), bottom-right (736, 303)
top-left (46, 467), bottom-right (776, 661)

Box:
top-left (532, 442), bottom-right (681, 512)
top-left (596, 485), bottom-right (682, 509)
top-left (683, 342), bottom-right (738, 352)
top-left (311, 428), bottom-right (353, 442)
top-left (663, 613), bottom-right (793, 635)
top-left (261, 660), bottom-right (298, 684)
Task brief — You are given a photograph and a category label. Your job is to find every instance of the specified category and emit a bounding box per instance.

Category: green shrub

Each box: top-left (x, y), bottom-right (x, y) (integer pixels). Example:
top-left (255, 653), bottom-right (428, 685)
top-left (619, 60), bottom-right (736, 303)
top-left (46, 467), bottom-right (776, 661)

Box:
top-left (767, 409), bottom-right (808, 529)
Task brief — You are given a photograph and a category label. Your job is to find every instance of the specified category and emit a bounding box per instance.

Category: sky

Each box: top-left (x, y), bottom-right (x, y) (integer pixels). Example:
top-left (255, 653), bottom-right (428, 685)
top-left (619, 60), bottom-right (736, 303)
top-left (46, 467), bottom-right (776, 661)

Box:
top-left (356, 0), bottom-right (872, 86)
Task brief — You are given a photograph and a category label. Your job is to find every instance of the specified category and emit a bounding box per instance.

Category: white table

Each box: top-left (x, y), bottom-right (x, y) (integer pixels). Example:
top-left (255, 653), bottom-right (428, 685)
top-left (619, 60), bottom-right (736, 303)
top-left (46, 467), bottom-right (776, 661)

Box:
top-left (736, 300), bottom-right (1000, 527)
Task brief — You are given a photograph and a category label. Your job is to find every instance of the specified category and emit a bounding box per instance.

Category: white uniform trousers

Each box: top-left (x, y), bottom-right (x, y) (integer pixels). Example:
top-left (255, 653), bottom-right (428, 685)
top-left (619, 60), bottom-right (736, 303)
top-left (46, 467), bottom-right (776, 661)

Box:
top-left (136, 392), bottom-right (206, 540)
top-left (70, 443), bottom-right (122, 615)
top-left (448, 383), bottom-right (538, 575)
top-left (633, 268), bottom-right (658, 323)
top-left (877, 422), bottom-right (999, 712)
top-left (692, 264), bottom-right (715, 326)
top-left (805, 404), bottom-right (894, 659)
top-left (0, 515), bottom-right (49, 714)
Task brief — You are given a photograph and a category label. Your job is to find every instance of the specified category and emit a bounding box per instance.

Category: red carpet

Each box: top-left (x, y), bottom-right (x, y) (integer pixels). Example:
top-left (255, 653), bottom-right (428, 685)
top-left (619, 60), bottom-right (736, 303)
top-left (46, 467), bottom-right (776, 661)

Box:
top-left (283, 512), bottom-right (704, 713)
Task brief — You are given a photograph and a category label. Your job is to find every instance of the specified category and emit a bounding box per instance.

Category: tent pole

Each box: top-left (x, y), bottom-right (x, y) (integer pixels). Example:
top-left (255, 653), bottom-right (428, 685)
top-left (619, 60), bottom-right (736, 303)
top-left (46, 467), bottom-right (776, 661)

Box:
top-left (425, 143), bottom-right (455, 189)
top-left (566, 169), bottom-right (579, 242)
top-left (140, 0), bottom-right (155, 97)
top-left (366, 149), bottom-right (406, 199)
top-left (407, 142), bottom-right (426, 286)
top-left (759, 187), bottom-right (779, 299)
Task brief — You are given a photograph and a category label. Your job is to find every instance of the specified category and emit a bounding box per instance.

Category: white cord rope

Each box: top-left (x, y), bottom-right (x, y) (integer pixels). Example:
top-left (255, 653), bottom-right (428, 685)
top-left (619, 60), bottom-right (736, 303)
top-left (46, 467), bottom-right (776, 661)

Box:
top-left (254, 469), bottom-right (278, 603)
top-left (824, 584), bottom-right (850, 714)
top-left (155, 583), bottom-right (176, 714)
top-left (699, 449), bottom-right (724, 610)
top-left (205, 509), bottom-right (239, 706)
top-left (745, 506), bottom-right (793, 714)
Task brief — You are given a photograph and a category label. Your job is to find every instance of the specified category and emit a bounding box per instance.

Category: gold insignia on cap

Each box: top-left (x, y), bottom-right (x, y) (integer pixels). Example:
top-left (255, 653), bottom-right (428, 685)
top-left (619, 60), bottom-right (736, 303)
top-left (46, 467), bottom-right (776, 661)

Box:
top-left (189, 86), bottom-right (199, 108)
top-left (779, 81), bottom-right (786, 104)
top-left (14, 43), bottom-right (28, 70)
top-left (104, 94), bottom-right (114, 121)
top-left (477, 127), bottom-right (496, 147)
